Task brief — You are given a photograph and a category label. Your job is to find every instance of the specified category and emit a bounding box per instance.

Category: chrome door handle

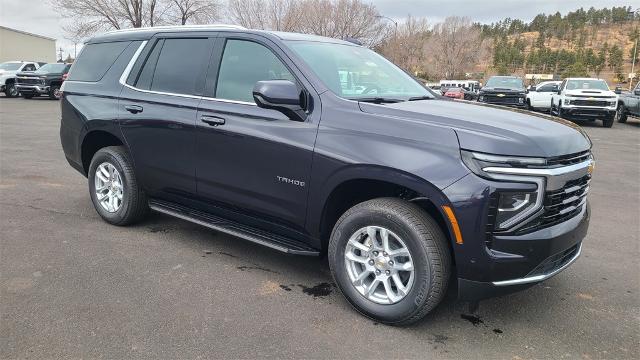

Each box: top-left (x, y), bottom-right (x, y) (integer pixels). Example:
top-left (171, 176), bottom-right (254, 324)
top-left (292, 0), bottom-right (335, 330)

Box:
top-left (201, 115), bottom-right (225, 126)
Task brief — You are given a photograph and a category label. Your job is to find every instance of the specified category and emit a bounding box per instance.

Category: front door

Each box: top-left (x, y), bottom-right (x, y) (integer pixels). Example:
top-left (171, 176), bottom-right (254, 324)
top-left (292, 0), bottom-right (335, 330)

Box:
top-left (195, 36), bottom-right (319, 234)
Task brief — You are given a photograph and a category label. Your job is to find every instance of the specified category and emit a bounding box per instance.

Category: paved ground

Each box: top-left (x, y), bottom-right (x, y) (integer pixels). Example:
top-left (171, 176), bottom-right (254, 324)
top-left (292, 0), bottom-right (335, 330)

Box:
top-left (1, 97), bottom-right (639, 359)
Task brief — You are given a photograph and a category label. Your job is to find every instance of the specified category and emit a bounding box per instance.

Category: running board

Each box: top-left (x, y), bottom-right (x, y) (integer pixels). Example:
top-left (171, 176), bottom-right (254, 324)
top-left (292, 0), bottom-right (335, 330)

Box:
top-left (149, 200), bottom-right (319, 256)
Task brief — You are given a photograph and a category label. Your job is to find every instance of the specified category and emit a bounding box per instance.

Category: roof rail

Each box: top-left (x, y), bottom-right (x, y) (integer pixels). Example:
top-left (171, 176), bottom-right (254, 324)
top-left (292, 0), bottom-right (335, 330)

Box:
top-left (104, 24), bottom-right (246, 35)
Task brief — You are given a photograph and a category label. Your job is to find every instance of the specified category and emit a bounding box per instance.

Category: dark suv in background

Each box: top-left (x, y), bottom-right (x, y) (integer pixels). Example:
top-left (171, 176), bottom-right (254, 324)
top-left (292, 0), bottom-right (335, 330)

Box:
top-left (478, 75), bottom-right (527, 107)
top-left (16, 63), bottom-right (71, 99)
top-left (60, 25), bottom-right (593, 325)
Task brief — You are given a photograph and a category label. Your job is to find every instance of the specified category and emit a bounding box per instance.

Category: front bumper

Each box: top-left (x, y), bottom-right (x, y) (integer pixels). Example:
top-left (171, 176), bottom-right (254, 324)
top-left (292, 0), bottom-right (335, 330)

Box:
top-left (562, 105), bottom-right (616, 119)
top-left (16, 85), bottom-right (49, 95)
top-left (442, 169), bottom-right (591, 301)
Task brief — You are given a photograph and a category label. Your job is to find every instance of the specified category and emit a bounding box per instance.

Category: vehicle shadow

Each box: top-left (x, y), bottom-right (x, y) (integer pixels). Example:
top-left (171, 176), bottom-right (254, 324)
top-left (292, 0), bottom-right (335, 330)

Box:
top-left (131, 211), bottom-right (560, 329)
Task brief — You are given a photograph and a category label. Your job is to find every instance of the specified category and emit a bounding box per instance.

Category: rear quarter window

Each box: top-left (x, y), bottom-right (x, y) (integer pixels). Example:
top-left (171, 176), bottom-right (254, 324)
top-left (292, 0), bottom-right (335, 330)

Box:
top-left (68, 41), bottom-right (131, 82)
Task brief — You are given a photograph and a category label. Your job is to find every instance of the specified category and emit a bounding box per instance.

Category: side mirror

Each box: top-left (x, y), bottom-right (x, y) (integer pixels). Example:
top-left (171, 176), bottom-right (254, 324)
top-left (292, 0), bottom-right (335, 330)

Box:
top-left (634, 89), bottom-right (640, 96)
top-left (528, 85), bottom-right (536, 92)
top-left (615, 86), bottom-right (622, 94)
top-left (252, 80), bottom-right (307, 122)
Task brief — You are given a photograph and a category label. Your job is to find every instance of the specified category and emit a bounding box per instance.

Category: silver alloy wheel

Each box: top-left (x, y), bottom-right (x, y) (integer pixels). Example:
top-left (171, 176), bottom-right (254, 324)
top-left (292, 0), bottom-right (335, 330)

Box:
top-left (94, 162), bottom-right (124, 213)
top-left (344, 226), bottom-right (415, 305)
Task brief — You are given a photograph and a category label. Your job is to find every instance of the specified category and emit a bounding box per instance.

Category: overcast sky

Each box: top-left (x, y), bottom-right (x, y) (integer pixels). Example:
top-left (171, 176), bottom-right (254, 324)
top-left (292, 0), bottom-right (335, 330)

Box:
top-left (0, 0), bottom-right (635, 61)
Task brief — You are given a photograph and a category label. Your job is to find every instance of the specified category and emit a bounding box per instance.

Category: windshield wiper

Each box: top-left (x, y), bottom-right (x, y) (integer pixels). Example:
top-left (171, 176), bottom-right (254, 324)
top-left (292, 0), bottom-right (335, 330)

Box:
top-left (408, 96), bottom-right (433, 101)
top-left (351, 97), bottom-right (404, 104)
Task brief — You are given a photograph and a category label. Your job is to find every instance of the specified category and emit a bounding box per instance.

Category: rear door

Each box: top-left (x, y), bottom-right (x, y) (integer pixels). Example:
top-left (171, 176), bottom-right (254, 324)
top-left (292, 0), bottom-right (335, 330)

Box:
top-left (532, 83), bottom-right (556, 108)
top-left (119, 34), bottom-right (215, 200)
top-left (194, 34), bottom-right (320, 233)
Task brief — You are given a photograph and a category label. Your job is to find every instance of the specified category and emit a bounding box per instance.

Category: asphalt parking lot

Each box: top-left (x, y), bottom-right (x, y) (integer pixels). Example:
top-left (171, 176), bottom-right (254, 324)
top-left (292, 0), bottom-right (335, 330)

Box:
top-left (1, 97), bottom-right (639, 359)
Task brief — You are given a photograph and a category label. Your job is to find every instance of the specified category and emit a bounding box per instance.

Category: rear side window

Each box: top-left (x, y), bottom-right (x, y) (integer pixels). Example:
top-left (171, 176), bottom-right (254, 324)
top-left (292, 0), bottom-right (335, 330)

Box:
top-left (134, 40), bottom-right (164, 90)
top-left (68, 41), bottom-right (130, 81)
top-left (146, 38), bottom-right (210, 95)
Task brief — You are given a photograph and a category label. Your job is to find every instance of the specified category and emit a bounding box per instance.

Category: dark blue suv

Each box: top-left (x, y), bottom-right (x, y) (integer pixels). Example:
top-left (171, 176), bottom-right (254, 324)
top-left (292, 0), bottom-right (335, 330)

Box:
top-left (60, 25), bottom-right (593, 325)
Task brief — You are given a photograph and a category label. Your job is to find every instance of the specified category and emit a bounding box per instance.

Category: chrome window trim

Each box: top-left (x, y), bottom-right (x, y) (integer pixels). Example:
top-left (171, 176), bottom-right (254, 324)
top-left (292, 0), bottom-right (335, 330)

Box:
top-left (119, 39), bottom-right (257, 106)
top-left (492, 243), bottom-right (582, 286)
top-left (118, 40), bottom-right (147, 86)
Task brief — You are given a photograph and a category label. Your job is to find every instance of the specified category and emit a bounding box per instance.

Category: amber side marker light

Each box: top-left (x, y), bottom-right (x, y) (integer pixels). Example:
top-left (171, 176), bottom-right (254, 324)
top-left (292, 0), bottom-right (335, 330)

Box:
top-left (442, 205), bottom-right (463, 244)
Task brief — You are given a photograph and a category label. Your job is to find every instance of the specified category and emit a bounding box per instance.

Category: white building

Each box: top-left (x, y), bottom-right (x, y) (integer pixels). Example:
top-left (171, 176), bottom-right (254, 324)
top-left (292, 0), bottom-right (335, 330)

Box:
top-left (0, 26), bottom-right (56, 63)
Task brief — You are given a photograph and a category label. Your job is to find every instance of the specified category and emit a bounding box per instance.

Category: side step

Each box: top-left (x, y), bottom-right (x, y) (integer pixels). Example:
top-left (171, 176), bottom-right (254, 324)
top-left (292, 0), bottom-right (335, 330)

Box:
top-left (149, 200), bottom-right (320, 256)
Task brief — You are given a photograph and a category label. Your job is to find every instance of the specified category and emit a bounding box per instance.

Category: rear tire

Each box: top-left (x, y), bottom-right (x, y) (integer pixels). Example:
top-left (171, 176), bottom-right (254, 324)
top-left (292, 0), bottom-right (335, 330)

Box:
top-left (615, 104), bottom-right (627, 123)
top-left (88, 146), bottom-right (149, 225)
top-left (328, 198), bottom-right (451, 326)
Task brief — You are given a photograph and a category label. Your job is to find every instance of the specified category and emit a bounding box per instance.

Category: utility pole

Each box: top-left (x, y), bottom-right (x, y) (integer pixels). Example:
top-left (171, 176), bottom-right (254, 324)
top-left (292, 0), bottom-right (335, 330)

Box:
top-left (376, 15), bottom-right (398, 38)
top-left (630, 37), bottom-right (637, 90)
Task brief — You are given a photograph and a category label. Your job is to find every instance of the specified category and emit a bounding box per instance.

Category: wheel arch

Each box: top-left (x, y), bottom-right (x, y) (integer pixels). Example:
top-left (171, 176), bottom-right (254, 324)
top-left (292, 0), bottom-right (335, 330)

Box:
top-left (312, 165), bottom-right (455, 255)
top-left (80, 129), bottom-right (127, 175)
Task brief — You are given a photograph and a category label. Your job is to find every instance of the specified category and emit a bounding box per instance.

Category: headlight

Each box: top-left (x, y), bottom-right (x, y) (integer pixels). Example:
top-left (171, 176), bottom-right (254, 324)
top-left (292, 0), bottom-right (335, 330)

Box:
top-left (479, 96), bottom-right (484, 101)
top-left (518, 97), bottom-right (524, 103)
top-left (609, 101), bottom-right (616, 106)
top-left (461, 150), bottom-right (545, 230)
top-left (496, 191), bottom-right (539, 229)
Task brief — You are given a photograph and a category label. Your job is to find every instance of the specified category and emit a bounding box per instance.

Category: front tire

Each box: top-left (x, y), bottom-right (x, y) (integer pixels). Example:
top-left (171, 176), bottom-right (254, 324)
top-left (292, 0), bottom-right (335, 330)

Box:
top-left (22, 94), bottom-right (34, 99)
top-left (615, 104), bottom-right (627, 123)
top-left (49, 85), bottom-right (61, 100)
top-left (328, 198), bottom-right (451, 325)
top-left (4, 83), bottom-right (18, 98)
top-left (602, 115), bottom-right (614, 128)
top-left (88, 146), bottom-right (149, 225)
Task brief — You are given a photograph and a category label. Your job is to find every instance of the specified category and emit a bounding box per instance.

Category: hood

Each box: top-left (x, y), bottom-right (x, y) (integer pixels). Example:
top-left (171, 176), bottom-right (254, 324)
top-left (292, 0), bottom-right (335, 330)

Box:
top-left (359, 99), bottom-right (591, 157)
top-left (565, 88), bottom-right (616, 97)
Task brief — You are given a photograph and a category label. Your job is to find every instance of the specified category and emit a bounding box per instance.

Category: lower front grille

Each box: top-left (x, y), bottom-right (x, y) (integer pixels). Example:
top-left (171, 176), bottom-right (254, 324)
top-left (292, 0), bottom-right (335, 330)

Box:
top-left (484, 95), bottom-right (521, 104)
top-left (527, 243), bottom-right (581, 278)
top-left (571, 99), bottom-right (608, 106)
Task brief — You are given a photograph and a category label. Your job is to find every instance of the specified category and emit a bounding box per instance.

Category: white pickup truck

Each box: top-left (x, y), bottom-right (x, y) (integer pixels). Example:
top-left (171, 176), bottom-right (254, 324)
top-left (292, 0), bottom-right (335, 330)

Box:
top-left (526, 81), bottom-right (561, 111)
top-left (551, 78), bottom-right (618, 128)
top-left (0, 61), bottom-right (41, 97)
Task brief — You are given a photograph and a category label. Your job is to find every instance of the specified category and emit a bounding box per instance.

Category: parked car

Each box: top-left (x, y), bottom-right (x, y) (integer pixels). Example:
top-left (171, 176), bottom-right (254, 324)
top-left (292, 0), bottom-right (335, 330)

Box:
top-left (477, 76), bottom-right (527, 107)
top-left (61, 25), bottom-right (593, 325)
top-left (615, 82), bottom-right (640, 123)
top-left (16, 63), bottom-right (71, 100)
top-left (551, 78), bottom-right (618, 127)
top-left (443, 87), bottom-right (464, 99)
top-left (0, 61), bottom-right (40, 97)
top-left (526, 81), bottom-right (561, 112)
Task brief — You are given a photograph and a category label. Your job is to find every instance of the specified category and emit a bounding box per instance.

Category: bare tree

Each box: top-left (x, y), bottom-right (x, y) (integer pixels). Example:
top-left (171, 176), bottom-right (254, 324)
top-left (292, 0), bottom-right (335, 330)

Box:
top-left (378, 16), bottom-right (430, 73)
top-left (226, 0), bottom-right (384, 45)
top-left (426, 16), bottom-right (483, 79)
top-left (168, 0), bottom-right (220, 25)
top-left (226, 0), bottom-right (301, 31)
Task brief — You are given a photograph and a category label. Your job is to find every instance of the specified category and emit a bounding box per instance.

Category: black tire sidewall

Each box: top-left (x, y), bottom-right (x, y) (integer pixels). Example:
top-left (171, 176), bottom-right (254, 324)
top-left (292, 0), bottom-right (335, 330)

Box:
top-left (616, 104), bottom-right (627, 123)
top-left (329, 207), bottom-right (435, 323)
top-left (88, 149), bottom-right (134, 225)
top-left (49, 86), bottom-right (60, 100)
top-left (5, 83), bottom-right (18, 97)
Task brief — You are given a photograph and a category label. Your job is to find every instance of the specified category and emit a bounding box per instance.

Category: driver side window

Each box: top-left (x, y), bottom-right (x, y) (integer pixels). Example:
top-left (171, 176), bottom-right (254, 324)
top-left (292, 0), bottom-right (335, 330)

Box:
top-left (215, 40), bottom-right (295, 103)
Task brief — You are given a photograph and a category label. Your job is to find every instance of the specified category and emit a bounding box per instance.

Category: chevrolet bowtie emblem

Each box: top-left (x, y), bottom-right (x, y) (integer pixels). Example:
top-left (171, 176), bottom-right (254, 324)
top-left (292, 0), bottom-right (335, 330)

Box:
top-left (497, 93), bottom-right (505, 97)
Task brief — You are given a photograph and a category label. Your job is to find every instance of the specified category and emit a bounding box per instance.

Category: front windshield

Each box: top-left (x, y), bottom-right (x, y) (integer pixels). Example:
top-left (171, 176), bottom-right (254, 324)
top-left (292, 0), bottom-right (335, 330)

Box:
top-left (285, 41), bottom-right (432, 100)
top-left (35, 64), bottom-right (67, 73)
top-left (565, 79), bottom-right (610, 91)
top-left (485, 77), bottom-right (524, 89)
top-left (0, 62), bottom-right (22, 71)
